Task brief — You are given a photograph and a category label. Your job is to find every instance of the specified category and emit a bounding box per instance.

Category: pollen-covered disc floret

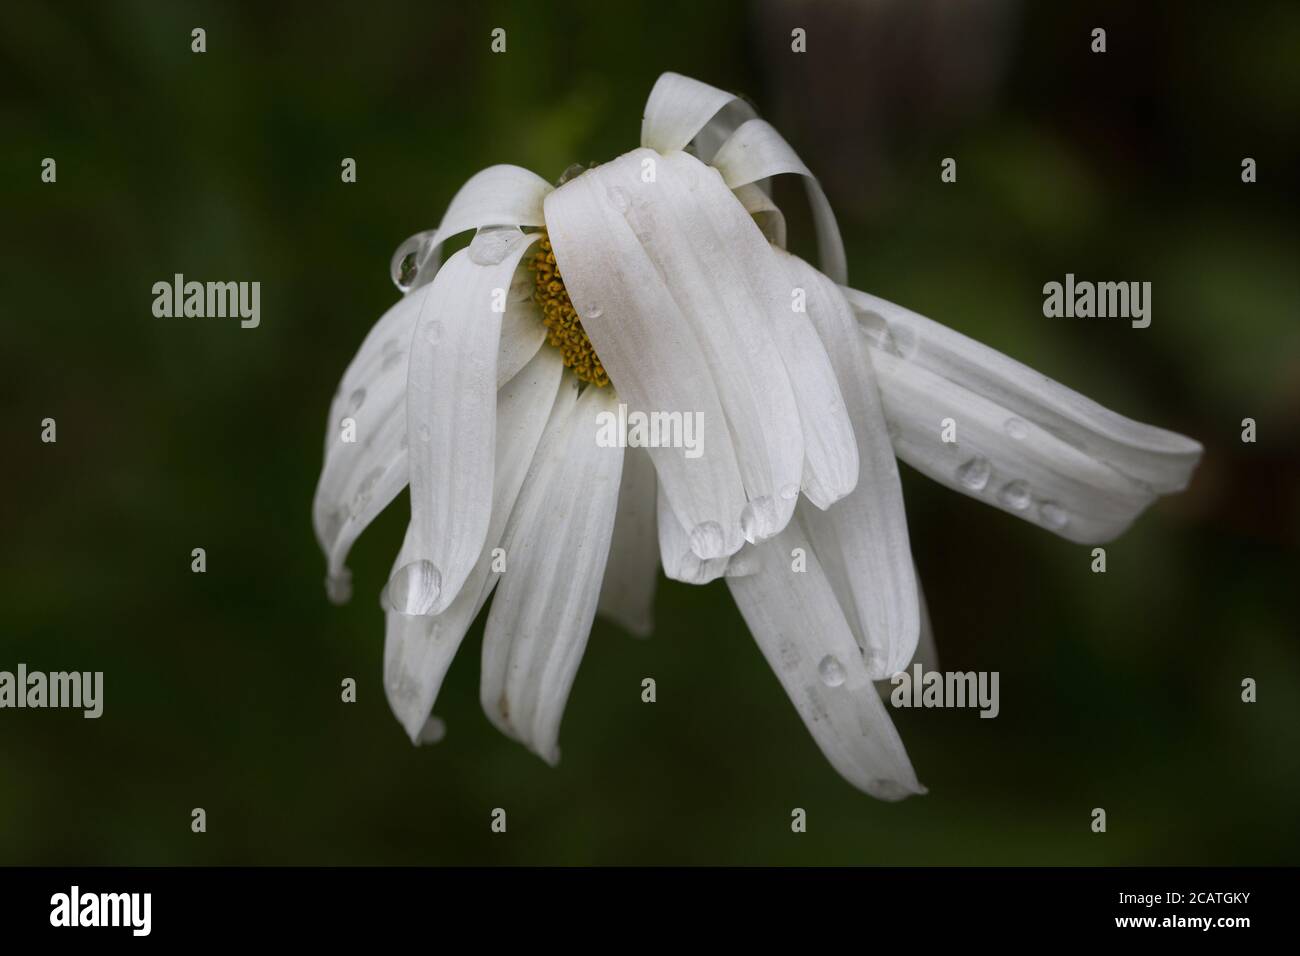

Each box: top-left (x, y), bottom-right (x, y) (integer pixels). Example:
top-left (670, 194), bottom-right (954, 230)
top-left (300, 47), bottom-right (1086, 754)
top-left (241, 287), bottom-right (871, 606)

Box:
top-left (528, 234), bottom-right (610, 387)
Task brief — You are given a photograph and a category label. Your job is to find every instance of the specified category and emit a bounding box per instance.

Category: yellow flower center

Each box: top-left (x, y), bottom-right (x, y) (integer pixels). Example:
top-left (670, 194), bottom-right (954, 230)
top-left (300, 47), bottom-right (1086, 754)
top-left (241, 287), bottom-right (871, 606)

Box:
top-left (528, 234), bottom-right (610, 388)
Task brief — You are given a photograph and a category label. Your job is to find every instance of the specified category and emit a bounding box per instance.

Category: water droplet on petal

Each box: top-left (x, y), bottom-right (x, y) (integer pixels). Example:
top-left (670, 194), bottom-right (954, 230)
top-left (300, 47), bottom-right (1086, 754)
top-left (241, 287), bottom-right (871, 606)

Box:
top-left (1039, 501), bottom-right (1069, 529)
top-left (396, 252), bottom-right (420, 291)
top-left (348, 387), bottom-right (366, 412)
top-left (688, 521), bottom-right (726, 560)
top-left (780, 483), bottom-right (801, 501)
top-left (606, 186), bottom-right (629, 212)
top-left (386, 560), bottom-right (441, 615)
top-left (352, 466), bottom-right (385, 515)
top-left (582, 304), bottom-right (603, 320)
top-left (740, 497), bottom-right (780, 543)
top-left (417, 716), bottom-right (446, 745)
top-left (416, 424), bottom-right (431, 442)
top-left (818, 654), bottom-right (846, 688)
top-left (325, 570), bottom-right (352, 605)
top-left (997, 480), bottom-right (1031, 511)
top-left (468, 225), bottom-right (521, 266)
top-left (424, 320), bottom-right (441, 346)
top-left (556, 162), bottom-right (589, 186)
top-left (1004, 417), bottom-right (1029, 440)
top-left (888, 323), bottom-right (918, 359)
top-left (956, 457), bottom-right (991, 491)
top-left (869, 779), bottom-right (912, 801)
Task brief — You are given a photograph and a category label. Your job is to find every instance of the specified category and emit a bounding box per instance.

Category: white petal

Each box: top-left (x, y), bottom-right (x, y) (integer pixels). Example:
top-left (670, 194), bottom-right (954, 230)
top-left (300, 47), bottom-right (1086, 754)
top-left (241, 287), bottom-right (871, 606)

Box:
top-left (542, 154), bottom-right (747, 560)
top-left (768, 255), bottom-right (859, 509)
top-left (640, 72), bottom-right (756, 155)
top-left (550, 149), bottom-right (805, 545)
top-left (845, 286), bottom-right (1203, 499)
top-left (782, 254), bottom-right (919, 678)
top-left (398, 233), bottom-right (543, 616)
top-left (389, 165), bottom-right (551, 292)
top-left (711, 118), bottom-right (847, 285)
top-left (383, 348), bottom-right (566, 740)
top-left (843, 288), bottom-right (1202, 542)
top-left (597, 447), bottom-right (660, 637)
top-left (480, 386), bottom-right (624, 763)
top-left (497, 274), bottom-right (547, 387)
top-left (727, 525), bottom-right (926, 800)
top-left (657, 484), bottom-right (731, 585)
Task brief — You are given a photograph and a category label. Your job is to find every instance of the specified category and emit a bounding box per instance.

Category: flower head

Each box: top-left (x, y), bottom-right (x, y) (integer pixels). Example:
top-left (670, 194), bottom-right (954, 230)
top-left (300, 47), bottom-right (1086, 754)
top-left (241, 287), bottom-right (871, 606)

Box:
top-left (312, 73), bottom-right (1202, 799)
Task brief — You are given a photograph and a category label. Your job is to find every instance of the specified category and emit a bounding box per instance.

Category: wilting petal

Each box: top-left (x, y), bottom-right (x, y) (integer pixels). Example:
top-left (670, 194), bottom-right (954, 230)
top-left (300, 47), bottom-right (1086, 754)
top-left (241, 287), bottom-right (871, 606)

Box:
top-left (313, 286), bottom-right (432, 593)
top-left (481, 387), bottom-right (624, 763)
top-left (383, 349), bottom-right (566, 740)
top-left (641, 71), bottom-right (756, 155)
top-left (727, 525), bottom-right (926, 800)
top-left (551, 149), bottom-right (805, 545)
top-left (843, 287), bottom-right (1202, 542)
top-left (389, 165), bottom-right (551, 292)
top-left (398, 234), bottom-right (543, 617)
top-left (781, 252), bottom-right (919, 677)
top-left (712, 118), bottom-right (847, 285)
top-left (597, 447), bottom-right (660, 637)
top-left (543, 154), bottom-right (747, 559)
top-left (314, 258), bottom-right (546, 593)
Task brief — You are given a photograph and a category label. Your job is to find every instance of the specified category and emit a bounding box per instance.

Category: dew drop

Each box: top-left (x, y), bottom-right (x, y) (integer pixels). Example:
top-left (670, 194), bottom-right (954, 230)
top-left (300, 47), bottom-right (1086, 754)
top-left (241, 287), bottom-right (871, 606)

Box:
top-left (386, 560), bottom-right (442, 615)
top-left (688, 521), bottom-right (726, 560)
top-left (424, 320), bottom-right (441, 346)
top-left (1039, 501), bottom-right (1069, 529)
top-left (997, 480), bottom-right (1031, 510)
top-left (869, 779), bottom-right (912, 801)
top-left (582, 305), bottom-right (603, 320)
top-left (818, 654), bottom-right (846, 688)
top-left (381, 344), bottom-right (405, 372)
top-left (417, 715), bottom-right (447, 745)
top-left (740, 497), bottom-right (780, 543)
top-left (396, 252), bottom-right (420, 292)
top-left (1004, 417), bottom-right (1029, 440)
top-left (780, 482), bottom-right (801, 501)
top-left (348, 387), bottom-right (366, 412)
top-left (352, 466), bottom-right (385, 515)
top-left (417, 424), bottom-right (431, 442)
top-left (956, 456), bottom-right (991, 491)
top-left (468, 225), bottom-right (519, 266)
top-left (324, 570), bottom-right (353, 606)
top-left (556, 162), bottom-right (589, 186)
top-left (606, 186), bottom-right (629, 212)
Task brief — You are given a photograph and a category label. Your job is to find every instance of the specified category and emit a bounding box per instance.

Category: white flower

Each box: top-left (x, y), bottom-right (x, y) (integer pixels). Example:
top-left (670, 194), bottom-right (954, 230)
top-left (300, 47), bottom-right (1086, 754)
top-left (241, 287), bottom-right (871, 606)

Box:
top-left (312, 73), bottom-right (1202, 799)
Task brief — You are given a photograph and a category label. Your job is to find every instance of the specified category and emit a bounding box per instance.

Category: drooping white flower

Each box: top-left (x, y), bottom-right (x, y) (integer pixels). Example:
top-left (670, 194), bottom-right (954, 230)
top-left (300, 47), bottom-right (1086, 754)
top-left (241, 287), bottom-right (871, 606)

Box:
top-left (313, 73), bottom-right (1202, 799)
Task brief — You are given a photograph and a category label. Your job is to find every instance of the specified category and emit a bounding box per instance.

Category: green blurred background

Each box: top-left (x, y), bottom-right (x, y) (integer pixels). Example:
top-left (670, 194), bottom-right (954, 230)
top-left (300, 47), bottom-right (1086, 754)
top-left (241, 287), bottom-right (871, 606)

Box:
top-left (2, 0), bottom-right (1297, 865)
